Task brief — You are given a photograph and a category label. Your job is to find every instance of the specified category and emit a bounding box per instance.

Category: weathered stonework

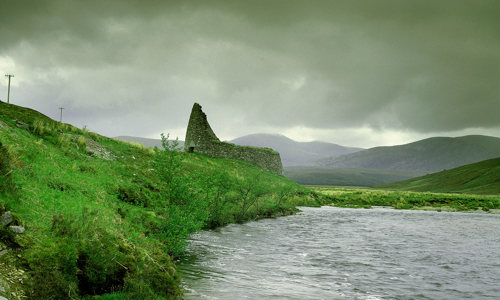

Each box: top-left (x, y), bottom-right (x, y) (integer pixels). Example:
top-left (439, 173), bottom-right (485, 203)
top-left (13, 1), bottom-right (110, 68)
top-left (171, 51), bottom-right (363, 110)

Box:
top-left (184, 103), bottom-right (284, 175)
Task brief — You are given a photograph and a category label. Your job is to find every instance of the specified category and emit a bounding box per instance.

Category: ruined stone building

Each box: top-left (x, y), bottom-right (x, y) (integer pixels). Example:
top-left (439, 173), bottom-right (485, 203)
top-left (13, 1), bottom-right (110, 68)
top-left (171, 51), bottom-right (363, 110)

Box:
top-left (184, 103), bottom-right (284, 175)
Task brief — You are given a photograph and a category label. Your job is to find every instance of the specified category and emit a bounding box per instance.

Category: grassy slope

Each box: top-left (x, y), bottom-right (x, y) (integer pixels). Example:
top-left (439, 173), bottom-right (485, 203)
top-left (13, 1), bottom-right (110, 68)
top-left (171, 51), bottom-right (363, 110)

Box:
top-left (376, 157), bottom-right (500, 195)
top-left (0, 101), bottom-right (323, 299)
top-left (284, 166), bottom-right (421, 186)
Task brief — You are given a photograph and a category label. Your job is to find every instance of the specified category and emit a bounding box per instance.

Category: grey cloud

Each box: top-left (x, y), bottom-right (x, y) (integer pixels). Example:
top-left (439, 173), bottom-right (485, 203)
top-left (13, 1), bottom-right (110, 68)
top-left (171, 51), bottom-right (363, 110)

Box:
top-left (1, 0), bottom-right (499, 143)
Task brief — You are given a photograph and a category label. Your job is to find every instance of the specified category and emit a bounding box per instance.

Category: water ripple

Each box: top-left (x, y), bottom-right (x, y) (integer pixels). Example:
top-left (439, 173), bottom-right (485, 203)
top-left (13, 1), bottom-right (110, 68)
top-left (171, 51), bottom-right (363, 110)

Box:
top-left (179, 207), bottom-right (500, 299)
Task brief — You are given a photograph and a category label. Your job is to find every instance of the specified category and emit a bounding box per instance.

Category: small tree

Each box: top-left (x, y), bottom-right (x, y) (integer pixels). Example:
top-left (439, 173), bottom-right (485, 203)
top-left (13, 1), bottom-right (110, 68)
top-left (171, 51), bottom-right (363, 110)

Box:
top-left (153, 133), bottom-right (209, 256)
top-left (154, 133), bottom-right (184, 204)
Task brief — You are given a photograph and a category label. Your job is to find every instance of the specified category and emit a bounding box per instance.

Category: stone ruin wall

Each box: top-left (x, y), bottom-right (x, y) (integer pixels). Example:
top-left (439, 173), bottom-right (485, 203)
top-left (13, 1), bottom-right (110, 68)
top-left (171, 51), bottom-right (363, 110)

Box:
top-left (184, 103), bottom-right (284, 176)
top-left (196, 140), bottom-right (284, 175)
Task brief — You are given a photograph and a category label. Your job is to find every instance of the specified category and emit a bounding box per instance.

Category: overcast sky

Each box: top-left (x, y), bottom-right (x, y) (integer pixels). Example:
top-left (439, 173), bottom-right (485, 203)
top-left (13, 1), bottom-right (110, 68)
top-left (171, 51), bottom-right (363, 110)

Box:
top-left (1, 0), bottom-right (499, 148)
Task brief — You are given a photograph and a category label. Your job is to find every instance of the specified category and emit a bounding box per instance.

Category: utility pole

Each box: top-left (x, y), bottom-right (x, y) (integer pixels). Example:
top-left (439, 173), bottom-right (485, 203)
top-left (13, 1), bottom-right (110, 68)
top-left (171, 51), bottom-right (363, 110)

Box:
top-left (59, 107), bottom-right (64, 123)
top-left (5, 74), bottom-right (14, 104)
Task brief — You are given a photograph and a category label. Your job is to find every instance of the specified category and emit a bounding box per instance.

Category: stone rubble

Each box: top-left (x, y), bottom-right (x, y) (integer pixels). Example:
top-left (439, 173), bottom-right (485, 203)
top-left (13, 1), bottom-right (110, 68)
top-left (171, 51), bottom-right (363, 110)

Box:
top-left (7, 226), bottom-right (24, 234)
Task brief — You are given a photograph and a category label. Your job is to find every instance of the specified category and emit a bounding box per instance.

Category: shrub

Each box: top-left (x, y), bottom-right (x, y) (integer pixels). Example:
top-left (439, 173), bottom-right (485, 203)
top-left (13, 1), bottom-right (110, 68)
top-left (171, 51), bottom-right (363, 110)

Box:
top-left (153, 133), bottom-right (210, 255)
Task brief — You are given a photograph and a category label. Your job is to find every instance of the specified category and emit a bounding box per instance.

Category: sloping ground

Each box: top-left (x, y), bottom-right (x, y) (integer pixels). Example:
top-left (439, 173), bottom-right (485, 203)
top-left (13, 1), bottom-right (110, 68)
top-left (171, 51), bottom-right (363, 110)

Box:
top-left (285, 167), bottom-right (421, 187)
top-left (317, 136), bottom-right (500, 174)
top-left (0, 101), bottom-right (322, 299)
top-left (376, 157), bottom-right (500, 195)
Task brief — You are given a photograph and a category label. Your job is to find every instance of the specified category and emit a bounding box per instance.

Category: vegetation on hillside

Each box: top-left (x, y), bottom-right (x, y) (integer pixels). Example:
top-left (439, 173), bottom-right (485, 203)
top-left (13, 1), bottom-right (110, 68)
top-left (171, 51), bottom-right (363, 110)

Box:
top-left (0, 101), bottom-right (324, 299)
top-left (376, 157), bottom-right (500, 195)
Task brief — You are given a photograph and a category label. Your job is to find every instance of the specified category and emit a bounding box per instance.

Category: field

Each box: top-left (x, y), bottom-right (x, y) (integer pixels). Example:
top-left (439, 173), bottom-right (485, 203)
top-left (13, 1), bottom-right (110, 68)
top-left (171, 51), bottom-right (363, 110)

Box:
top-left (312, 186), bottom-right (500, 212)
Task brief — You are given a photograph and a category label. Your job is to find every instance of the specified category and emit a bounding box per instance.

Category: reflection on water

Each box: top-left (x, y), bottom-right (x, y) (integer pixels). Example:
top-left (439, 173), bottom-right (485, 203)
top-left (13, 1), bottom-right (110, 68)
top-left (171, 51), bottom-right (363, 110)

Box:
top-left (178, 207), bottom-right (500, 299)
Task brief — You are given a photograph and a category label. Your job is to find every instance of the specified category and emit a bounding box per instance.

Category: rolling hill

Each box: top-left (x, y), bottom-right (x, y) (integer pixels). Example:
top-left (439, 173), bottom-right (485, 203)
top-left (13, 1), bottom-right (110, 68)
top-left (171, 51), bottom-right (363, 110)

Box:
top-left (317, 135), bottom-right (500, 174)
top-left (376, 157), bottom-right (500, 195)
top-left (230, 133), bottom-right (363, 166)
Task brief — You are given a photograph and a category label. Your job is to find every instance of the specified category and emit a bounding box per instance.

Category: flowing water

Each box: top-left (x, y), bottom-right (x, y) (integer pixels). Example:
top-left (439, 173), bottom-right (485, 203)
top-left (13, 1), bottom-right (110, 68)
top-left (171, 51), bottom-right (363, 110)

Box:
top-left (178, 207), bottom-right (500, 299)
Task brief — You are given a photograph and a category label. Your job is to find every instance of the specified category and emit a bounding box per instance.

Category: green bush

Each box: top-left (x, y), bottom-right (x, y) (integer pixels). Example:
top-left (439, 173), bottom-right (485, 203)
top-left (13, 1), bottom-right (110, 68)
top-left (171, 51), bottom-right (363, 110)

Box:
top-left (152, 134), bottom-right (210, 255)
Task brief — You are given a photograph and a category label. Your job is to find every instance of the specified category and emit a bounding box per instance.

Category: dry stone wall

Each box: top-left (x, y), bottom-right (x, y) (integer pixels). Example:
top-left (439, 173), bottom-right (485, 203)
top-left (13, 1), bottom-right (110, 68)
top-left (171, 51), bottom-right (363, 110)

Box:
top-left (184, 103), bottom-right (284, 175)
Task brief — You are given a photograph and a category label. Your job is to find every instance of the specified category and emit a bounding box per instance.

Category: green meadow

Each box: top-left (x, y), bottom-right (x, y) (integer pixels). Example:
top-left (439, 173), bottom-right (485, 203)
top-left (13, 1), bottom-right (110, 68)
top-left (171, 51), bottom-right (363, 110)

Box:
top-left (312, 186), bottom-right (500, 212)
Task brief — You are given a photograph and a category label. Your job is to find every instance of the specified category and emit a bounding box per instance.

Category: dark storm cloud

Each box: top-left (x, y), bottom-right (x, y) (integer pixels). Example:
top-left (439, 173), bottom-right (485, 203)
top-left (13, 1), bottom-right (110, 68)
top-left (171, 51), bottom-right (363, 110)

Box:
top-left (0, 0), bottom-right (499, 144)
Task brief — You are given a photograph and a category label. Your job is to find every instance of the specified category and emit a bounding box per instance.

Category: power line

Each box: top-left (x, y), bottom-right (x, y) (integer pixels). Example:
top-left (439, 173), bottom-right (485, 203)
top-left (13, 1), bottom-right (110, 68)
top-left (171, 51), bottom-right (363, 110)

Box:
top-left (5, 74), bottom-right (14, 104)
top-left (59, 107), bottom-right (64, 123)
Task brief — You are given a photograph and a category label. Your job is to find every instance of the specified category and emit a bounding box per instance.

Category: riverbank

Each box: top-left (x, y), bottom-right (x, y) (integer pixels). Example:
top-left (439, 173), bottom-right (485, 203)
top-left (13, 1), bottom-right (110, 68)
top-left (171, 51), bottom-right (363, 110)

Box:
top-left (311, 186), bottom-right (500, 212)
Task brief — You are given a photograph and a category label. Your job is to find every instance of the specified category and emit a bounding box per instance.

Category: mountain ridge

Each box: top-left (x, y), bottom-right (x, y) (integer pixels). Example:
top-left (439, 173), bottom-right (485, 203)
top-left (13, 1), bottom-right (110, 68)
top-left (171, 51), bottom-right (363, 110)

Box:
top-left (317, 135), bottom-right (500, 174)
top-left (230, 133), bottom-right (363, 166)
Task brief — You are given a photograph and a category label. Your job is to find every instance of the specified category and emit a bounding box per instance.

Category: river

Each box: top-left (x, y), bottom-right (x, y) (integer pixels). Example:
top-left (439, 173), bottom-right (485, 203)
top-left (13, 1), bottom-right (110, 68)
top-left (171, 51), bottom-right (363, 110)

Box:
top-left (178, 207), bottom-right (500, 299)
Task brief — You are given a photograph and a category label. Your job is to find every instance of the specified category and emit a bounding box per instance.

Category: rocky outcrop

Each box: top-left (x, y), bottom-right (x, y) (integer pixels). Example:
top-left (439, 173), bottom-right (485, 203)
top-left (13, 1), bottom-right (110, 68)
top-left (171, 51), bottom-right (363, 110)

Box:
top-left (184, 103), bottom-right (284, 175)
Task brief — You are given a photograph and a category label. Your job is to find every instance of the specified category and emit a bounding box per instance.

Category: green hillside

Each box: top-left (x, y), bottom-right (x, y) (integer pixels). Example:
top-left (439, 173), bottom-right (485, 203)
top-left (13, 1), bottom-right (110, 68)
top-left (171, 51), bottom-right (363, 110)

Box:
top-left (376, 157), bottom-right (500, 195)
top-left (0, 101), bottom-right (323, 299)
top-left (317, 136), bottom-right (500, 174)
top-left (284, 167), bottom-right (421, 186)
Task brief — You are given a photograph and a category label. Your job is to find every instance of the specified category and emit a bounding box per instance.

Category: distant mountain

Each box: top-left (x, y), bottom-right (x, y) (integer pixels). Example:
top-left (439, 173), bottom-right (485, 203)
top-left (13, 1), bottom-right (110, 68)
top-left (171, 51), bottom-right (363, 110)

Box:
top-left (317, 135), bottom-right (500, 175)
top-left (376, 157), bottom-right (500, 195)
top-left (230, 133), bottom-right (362, 166)
top-left (114, 136), bottom-right (184, 149)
